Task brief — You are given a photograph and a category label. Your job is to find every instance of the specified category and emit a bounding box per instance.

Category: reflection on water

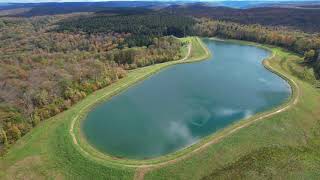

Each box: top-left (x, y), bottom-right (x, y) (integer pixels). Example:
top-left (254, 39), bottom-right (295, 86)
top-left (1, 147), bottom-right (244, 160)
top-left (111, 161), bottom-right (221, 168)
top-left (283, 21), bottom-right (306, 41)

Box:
top-left (82, 39), bottom-right (291, 159)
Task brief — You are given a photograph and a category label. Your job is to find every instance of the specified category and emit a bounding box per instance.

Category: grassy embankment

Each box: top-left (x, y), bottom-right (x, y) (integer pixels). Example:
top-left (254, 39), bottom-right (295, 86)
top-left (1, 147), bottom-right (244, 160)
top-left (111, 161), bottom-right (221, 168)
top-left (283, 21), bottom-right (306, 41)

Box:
top-left (0, 37), bottom-right (210, 179)
top-left (145, 40), bottom-right (320, 179)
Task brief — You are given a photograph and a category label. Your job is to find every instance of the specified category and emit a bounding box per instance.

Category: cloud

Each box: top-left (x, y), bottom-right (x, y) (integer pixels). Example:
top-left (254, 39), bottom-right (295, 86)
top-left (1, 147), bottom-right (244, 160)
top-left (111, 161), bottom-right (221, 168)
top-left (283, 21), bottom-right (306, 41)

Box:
top-left (258, 77), bottom-right (268, 84)
top-left (215, 108), bottom-right (240, 116)
top-left (243, 109), bottom-right (253, 119)
top-left (167, 121), bottom-right (198, 145)
top-left (214, 107), bottom-right (254, 119)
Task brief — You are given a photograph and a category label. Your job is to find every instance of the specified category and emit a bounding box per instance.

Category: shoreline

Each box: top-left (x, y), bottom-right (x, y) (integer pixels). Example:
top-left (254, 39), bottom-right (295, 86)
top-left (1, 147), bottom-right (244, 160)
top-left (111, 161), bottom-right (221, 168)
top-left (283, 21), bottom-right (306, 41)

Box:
top-left (71, 37), bottom-right (298, 168)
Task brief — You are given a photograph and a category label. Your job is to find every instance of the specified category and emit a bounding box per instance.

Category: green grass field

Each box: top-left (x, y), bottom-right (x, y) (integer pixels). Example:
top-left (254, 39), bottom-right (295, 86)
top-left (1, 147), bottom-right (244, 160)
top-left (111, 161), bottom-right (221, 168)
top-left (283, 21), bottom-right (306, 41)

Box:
top-left (1, 37), bottom-right (319, 180)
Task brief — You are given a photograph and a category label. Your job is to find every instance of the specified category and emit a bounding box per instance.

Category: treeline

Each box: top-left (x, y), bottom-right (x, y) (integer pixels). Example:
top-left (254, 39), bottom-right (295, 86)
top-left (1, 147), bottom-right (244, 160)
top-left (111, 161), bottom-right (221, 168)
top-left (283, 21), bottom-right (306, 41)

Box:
top-left (194, 18), bottom-right (320, 77)
top-left (0, 2), bottom-right (165, 17)
top-left (163, 5), bottom-right (320, 33)
top-left (56, 14), bottom-right (195, 47)
top-left (0, 15), bottom-right (184, 151)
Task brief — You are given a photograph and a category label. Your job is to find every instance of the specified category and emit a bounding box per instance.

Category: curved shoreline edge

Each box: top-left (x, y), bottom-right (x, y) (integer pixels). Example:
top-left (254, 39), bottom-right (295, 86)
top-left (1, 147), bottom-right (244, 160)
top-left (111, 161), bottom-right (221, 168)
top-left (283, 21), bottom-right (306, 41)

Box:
top-left (70, 37), bottom-right (299, 168)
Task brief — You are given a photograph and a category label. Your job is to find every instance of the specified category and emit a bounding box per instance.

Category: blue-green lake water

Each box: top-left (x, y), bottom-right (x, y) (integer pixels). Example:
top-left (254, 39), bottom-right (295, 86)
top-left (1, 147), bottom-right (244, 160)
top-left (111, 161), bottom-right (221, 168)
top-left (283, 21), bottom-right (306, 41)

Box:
top-left (82, 39), bottom-right (291, 159)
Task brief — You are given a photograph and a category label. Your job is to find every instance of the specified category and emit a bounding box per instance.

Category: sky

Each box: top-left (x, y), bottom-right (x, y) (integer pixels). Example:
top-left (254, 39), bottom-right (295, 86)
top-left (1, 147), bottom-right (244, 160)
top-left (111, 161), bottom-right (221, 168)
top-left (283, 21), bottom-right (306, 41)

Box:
top-left (0, 0), bottom-right (313, 3)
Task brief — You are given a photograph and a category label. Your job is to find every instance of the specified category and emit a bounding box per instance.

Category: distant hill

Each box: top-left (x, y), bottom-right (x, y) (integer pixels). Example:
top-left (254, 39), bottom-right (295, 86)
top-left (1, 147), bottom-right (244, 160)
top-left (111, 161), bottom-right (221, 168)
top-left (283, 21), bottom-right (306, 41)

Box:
top-left (1, 1), bottom-right (320, 13)
top-left (162, 4), bottom-right (320, 33)
top-left (1, 1), bottom-right (320, 32)
top-left (0, 2), bottom-right (170, 13)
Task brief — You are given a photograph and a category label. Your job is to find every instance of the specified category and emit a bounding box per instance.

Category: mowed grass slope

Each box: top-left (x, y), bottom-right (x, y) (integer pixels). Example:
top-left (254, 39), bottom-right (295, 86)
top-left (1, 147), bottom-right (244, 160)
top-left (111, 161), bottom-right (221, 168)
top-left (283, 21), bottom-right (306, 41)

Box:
top-left (145, 44), bottom-right (320, 179)
top-left (0, 37), bottom-right (208, 179)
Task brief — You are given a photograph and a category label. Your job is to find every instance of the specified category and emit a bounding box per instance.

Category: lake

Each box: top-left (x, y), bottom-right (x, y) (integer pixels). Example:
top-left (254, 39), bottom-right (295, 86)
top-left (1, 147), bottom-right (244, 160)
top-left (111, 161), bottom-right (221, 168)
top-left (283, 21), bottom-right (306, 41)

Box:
top-left (82, 39), bottom-right (291, 159)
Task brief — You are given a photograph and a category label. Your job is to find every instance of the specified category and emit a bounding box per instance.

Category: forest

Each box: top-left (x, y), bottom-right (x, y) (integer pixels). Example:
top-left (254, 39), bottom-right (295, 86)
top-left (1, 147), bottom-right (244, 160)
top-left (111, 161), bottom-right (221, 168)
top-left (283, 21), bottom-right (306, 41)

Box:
top-left (163, 4), bottom-right (320, 33)
top-left (56, 13), bottom-right (195, 47)
top-left (0, 14), bottom-right (185, 150)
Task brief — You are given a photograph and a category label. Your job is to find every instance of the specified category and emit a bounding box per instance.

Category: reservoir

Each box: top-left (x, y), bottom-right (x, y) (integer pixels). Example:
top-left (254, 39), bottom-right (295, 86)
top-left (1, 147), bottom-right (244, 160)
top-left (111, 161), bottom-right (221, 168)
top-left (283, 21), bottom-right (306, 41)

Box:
top-left (82, 39), bottom-right (291, 159)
